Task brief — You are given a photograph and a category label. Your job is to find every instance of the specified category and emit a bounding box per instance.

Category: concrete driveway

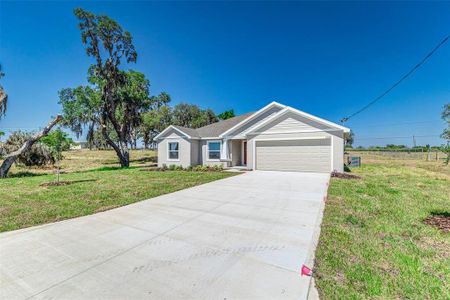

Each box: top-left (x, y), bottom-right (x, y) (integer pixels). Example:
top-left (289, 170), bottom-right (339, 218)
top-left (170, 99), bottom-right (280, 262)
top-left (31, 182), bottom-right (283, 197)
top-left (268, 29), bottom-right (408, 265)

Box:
top-left (0, 171), bottom-right (329, 300)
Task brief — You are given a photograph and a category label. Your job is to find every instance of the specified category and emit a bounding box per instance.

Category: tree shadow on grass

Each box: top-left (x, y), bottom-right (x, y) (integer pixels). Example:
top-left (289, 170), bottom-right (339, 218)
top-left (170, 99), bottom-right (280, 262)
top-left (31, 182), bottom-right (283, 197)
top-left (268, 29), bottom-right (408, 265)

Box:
top-left (40, 179), bottom-right (97, 187)
top-left (130, 156), bottom-right (157, 164)
top-left (83, 165), bottom-right (149, 173)
top-left (430, 211), bottom-right (450, 217)
top-left (8, 171), bottom-right (48, 178)
top-left (103, 156), bottom-right (157, 165)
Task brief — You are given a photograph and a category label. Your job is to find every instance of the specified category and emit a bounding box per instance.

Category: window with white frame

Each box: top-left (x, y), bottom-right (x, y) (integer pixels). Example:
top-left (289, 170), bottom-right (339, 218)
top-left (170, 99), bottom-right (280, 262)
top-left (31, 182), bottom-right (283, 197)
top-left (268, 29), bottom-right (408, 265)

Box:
top-left (168, 142), bottom-right (179, 160)
top-left (208, 141), bottom-right (221, 160)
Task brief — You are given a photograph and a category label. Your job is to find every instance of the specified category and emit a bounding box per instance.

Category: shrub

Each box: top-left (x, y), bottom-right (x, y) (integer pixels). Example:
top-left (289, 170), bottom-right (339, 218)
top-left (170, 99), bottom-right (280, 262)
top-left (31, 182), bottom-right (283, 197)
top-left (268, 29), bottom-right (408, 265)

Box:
top-left (157, 164), bottom-right (225, 172)
top-left (192, 165), bottom-right (206, 172)
top-left (1, 131), bottom-right (55, 166)
top-left (212, 165), bottom-right (223, 171)
top-left (40, 129), bottom-right (74, 154)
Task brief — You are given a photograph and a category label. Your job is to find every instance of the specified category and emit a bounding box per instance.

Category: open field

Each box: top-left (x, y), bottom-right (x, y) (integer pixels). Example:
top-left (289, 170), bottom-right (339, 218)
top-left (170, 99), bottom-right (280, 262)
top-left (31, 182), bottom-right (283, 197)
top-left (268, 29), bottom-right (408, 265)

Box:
top-left (0, 150), bottom-right (236, 232)
top-left (347, 150), bottom-right (450, 178)
top-left (4, 149), bottom-right (158, 175)
top-left (315, 152), bottom-right (450, 299)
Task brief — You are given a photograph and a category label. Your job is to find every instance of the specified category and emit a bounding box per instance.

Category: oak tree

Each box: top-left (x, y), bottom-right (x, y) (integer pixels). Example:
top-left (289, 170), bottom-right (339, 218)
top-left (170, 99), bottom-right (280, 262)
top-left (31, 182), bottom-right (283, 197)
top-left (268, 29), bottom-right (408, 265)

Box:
top-left (65, 9), bottom-right (145, 166)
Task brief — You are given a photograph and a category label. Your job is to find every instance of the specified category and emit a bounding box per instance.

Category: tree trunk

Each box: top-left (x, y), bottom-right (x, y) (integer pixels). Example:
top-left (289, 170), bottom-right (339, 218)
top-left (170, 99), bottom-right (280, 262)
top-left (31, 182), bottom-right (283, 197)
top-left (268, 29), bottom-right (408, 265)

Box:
top-left (100, 125), bottom-right (130, 167)
top-left (118, 141), bottom-right (130, 167)
top-left (143, 133), bottom-right (149, 150)
top-left (0, 115), bottom-right (62, 178)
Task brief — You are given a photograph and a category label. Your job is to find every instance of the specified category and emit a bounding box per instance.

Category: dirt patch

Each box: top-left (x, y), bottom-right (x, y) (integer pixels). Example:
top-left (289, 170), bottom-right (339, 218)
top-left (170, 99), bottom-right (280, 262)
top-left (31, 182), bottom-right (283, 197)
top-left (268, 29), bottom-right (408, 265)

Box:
top-left (334, 272), bottom-right (346, 284)
top-left (423, 213), bottom-right (450, 233)
top-left (40, 181), bottom-right (73, 187)
top-left (417, 236), bottom-right (450, 259)
top-left (331, 171), bottom-right (361, 179)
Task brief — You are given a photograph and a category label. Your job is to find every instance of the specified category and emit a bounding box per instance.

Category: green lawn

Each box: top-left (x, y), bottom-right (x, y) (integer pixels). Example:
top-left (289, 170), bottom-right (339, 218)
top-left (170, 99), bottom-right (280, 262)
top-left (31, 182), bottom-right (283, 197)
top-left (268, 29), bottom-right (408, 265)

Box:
top-left (6, 149), bottom-right (157, 174)
top-left (315, 160), bottom-right (450, 299)
top-left (0, 167), bottom-right (236, 232)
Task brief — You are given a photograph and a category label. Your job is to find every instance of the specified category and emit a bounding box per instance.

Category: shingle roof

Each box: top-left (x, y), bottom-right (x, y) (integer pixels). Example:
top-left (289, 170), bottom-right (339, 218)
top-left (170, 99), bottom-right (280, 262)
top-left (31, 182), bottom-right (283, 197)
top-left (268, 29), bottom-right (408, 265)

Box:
top-left (171, 112), bottom-right (254, 138)
top-left (172, 125), bottom-right (201, 138)
top-left (196, 112), bottom-right (254, 137)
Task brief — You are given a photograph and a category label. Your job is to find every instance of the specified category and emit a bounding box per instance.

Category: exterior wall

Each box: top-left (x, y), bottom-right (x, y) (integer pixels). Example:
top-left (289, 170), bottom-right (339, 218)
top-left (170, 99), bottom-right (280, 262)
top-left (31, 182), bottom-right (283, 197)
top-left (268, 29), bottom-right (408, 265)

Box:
top-left (331, 131), bottom-right (344, 171)
top-left (190, 140), bottom-right (201, 166)
top-left (253, 112), bottom-right (330, 134)
top-left (157, 129), bottom-right (192, 168)
top-left (246, 112), bottom-right (345, 172)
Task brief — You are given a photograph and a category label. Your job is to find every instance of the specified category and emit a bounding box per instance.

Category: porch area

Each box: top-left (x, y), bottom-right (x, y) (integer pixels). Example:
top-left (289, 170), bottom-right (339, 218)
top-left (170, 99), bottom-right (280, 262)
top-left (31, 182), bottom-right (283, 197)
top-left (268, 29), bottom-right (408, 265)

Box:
top-left (223, 139), bottom-right (248, 169)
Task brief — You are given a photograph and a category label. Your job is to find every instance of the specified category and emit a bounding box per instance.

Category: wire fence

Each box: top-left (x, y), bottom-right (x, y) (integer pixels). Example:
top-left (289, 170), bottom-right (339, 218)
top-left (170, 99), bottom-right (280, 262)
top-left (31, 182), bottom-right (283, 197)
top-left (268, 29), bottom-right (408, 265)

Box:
top-left (346, 149), bottom-right (447, 161)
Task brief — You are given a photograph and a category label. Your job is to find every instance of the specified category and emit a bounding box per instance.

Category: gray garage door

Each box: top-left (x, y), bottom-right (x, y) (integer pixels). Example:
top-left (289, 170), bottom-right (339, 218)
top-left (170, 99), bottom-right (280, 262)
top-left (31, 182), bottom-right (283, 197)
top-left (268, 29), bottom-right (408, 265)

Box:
top-left (255, 139), bottom-right (331, 172)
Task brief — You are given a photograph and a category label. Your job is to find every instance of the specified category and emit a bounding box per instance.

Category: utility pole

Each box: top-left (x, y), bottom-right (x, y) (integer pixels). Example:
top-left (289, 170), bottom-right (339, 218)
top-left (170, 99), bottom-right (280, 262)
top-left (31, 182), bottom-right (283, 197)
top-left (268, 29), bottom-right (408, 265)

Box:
top-left (412, 135), bottom-right (416, 148)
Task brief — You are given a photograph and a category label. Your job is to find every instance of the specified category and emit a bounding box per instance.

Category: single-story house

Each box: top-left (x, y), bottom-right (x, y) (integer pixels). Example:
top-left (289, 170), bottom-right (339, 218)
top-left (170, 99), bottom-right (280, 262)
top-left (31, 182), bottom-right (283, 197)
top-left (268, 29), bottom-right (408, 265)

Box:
top-left (155, 101), bottom-right (350, 173)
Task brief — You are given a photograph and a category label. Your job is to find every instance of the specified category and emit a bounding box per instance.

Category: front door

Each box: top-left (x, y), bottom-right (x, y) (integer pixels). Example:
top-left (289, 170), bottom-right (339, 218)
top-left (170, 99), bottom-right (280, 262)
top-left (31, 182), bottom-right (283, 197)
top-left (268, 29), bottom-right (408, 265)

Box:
top-left (243, 141), bottom-right (247, 165)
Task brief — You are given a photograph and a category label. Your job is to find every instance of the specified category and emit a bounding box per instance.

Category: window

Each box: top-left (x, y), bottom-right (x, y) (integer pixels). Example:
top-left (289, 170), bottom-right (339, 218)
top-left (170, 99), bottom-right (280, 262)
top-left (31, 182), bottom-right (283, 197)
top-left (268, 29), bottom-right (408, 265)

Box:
top-left (208, 141), bottom-right (221, 160)
top-left (168, 142), bottom-right (179, 160)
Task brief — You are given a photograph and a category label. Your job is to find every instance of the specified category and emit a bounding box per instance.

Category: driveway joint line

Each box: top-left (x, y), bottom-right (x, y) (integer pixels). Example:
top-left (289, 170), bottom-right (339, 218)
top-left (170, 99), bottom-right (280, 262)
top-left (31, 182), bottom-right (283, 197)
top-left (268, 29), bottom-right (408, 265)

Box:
top-left (25, 200), bottom-right (234, 299)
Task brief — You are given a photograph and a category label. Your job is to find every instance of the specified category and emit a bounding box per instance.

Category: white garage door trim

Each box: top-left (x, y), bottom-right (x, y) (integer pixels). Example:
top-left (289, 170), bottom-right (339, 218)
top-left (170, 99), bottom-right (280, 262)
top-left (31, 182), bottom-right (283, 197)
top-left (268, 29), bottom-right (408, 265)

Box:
top-left (252, 136), bottom-right (333, 172)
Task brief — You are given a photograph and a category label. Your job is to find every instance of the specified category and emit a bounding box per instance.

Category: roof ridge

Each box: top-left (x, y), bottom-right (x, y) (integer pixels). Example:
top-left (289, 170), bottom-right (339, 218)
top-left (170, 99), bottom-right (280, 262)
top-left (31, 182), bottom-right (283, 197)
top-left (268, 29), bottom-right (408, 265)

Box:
top-left (173, 124), bottom-right (198, 131)
top-left (196, 112), bottom-right (255, 130)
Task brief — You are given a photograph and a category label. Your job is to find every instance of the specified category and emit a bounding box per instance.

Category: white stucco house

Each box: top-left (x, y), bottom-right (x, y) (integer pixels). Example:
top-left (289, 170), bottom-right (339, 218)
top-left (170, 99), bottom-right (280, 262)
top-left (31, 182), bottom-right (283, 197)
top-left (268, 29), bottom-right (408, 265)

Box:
top-left (155, 101), bottom-right (350, 173)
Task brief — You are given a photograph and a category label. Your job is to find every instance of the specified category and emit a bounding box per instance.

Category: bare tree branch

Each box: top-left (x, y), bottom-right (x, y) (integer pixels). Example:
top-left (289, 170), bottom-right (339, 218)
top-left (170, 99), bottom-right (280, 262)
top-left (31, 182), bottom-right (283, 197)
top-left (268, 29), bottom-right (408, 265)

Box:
top-left (0, 115), bottom-right (62, 178)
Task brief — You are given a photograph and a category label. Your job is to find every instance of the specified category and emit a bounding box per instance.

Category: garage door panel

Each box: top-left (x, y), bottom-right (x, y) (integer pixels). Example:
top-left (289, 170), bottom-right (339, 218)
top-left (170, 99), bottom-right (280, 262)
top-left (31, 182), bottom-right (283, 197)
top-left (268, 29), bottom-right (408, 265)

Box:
top-left (256, 139), bottom-right (330, 147)
top-left (255, 139), bottom-right (331, 172)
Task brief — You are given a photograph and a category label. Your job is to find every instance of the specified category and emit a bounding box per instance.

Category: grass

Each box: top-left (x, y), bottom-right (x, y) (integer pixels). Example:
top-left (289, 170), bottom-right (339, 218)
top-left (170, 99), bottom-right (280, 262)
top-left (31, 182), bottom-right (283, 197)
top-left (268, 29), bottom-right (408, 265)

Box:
top-left (0, 149), bottom-right (236, 232)
top-left (315, 154), bottom-right (450, 299)
top-left (5, 149), bottom-right (158, 175)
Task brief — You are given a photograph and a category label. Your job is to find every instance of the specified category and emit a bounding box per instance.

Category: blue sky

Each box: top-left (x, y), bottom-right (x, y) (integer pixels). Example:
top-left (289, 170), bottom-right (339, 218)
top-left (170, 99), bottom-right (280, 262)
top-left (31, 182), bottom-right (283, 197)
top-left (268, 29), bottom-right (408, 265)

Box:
top-left (1, 1), bottom-right (449, 147)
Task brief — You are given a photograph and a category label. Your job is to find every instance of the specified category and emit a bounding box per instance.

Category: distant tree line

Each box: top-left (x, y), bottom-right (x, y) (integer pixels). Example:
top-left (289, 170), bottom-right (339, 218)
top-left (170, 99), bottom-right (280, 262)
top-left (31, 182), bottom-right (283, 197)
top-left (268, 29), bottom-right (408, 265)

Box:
top-left (349, 145), bottom-right (443, 151)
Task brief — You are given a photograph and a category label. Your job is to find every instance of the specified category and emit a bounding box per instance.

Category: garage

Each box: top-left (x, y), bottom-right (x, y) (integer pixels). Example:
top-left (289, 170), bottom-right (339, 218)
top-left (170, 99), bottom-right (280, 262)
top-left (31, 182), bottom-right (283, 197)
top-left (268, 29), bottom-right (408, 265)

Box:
top-left (255, 138), bottom-right (332, 172)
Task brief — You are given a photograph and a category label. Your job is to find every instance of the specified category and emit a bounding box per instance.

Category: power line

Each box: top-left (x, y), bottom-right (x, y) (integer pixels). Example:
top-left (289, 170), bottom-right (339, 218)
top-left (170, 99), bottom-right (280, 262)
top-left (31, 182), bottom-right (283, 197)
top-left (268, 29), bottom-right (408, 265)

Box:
top-left (341, 34), bottom-right (450, 123)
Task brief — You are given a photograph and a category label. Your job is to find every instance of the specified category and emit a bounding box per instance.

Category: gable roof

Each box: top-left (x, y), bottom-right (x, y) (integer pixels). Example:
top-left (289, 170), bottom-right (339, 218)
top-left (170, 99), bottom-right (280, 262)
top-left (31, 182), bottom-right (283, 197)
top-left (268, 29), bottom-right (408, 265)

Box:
top-left (219, 101), bottom-right (286, 138)
top-left (154, 125), bottom-right (198, 140)
top-left (246, 106), bottom-right (350, 134)
top-left (196, 112), bottom-right (254, 137)
top-left (172, 125), bottom-right (201, 138)
top-left (154, 113), bottom-right (254, 140)
top-left (155, 101), bottom-right (349, 140)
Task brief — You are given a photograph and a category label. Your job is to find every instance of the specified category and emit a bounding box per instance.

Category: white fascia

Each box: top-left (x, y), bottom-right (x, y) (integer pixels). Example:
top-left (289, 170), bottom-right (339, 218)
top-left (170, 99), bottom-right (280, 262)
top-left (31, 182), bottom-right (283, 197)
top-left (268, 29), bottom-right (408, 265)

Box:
top-left (246, 106), bottom-right (350, 135)
top-left (219, 101), bottom-right (286, 138)
top-left (154, 125), bottom-right (192, 140)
